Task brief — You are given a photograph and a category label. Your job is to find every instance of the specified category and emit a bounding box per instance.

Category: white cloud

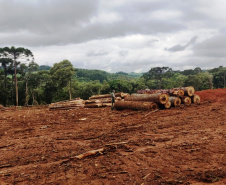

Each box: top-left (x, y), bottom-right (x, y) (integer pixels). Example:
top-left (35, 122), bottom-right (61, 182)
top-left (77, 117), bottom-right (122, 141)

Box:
top-left (90, 12), bottom-right (122, 24)
top-left (149, 10), bottom-right (182, 21)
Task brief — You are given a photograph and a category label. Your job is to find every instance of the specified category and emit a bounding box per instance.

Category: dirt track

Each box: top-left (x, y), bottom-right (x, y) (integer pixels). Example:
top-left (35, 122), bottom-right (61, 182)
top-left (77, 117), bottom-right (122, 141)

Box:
top-left (0, 89), bottom-right (226, 185)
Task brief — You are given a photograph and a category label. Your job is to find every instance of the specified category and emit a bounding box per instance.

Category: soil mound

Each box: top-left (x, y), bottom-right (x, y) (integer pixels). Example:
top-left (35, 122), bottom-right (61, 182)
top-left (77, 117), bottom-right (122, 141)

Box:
top-left (196, 88), bottom-right (226, 103)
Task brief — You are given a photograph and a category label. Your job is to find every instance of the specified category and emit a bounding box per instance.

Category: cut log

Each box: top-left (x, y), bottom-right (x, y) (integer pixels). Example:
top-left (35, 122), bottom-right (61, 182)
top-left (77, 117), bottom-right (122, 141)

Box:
top-left (125, 93), bottom-right (169, 104)
top-left (84, 103), bottom-right (103, 108)
top-left (163, 101), bottom-right (171, 109)
top-left (89, 92), bottom-right (126, 100)
top-left (0, 104), bottom-right (5, 111)
top-left (192, 94), bottom-right (201, 104)
top-left (137, 89), bottom-right (184, 97)
top-left (100, 98), bottom-right (111, 103)
top-left (179, 86), bottom-right (195, 96)
top-left (114, 101), bottom-right (159, 111)
top-left (121, 93), bottom-right (130, 98)
top-left (102, 103), bottom-right (112, 107)
top-left (171, 89), bottom-right (184, 97)
top-left (85, 100), bottom-right (102, 104)
top-left (49, 99), bottom-right (85, 109)
top-left (169, 96), bottom-right (181, 107)
top-left (89, 94), bottom-right (111, 99)
top-left (181, 96), bottom-right (191, 105)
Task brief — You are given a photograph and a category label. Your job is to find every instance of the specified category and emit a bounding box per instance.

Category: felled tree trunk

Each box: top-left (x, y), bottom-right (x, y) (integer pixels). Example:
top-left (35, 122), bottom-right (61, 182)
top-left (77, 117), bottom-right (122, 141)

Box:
top-left (84, 99), bottom-right (102, 108)
top-left (49, 98), bottom-right (85, 110)
top-left (159, 101), bottom-right (171, 109)
top-left (89, 94), bottom-right (111, 99)
top-left (169, 96), bottom-right (181, 107)
top-left (125, 93), bottom-right (169, 104)
top-left (137, 89), bottom-right (184, 97)
top-left (179, 86), bottom-right (195, 97)
top-left (85, 103), bottom-right (103, 108)
top-left (89, 92), bottom-right (127, 100)
top-left (191, 94), bottom-right (201, 104)
top-left (114, 101), bottom-right (159, 111)
top-left (163, 101), bottom-right (171, 109)
top-left (170, 89), bottom-right (184, 97)
top-left (181, 96), bottom-right (191, 105)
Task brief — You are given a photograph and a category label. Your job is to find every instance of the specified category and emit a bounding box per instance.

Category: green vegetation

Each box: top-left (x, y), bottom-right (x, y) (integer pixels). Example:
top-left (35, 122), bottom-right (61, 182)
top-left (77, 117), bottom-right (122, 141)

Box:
top-left (1, 47), bottom-right (226, 106)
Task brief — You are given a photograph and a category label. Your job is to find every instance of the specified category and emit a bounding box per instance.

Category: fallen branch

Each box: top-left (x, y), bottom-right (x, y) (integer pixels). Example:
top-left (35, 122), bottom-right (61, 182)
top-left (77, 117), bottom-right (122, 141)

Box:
top-left (61, 141), bottom-right (128, 163)
top-left (108, 171), bottom-right (128, 174)
top-left (0, 144), bottom-right (15, 149)
top-left (0, 164), bottom-right (12, 169)
top-left (75, 148), bottom-right (105, 160)
top-left (105, 141), bottom-right (128, 146)
top-left (143, 173), bottom-right (151, 179)
top-left (144, 109), bottom-right (159, 117)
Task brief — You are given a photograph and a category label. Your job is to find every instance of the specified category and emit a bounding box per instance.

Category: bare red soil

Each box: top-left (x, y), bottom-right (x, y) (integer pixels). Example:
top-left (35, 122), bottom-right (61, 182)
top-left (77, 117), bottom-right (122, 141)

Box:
top-left (0, 89), bottom-right (226, 185)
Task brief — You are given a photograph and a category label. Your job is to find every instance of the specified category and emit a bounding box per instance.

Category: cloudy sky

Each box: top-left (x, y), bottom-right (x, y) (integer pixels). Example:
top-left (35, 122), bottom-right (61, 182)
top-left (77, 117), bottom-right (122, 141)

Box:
top-left (0, 0), bottom-right (226, 73)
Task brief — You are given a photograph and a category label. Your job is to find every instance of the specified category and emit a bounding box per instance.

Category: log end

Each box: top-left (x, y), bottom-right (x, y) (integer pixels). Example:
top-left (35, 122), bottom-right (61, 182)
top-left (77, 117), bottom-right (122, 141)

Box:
top-left (173, 97), bottom-right (181, 107)
top-left (186, 86), bottom-right (195, 96)
top-left (192, 94), bottom-right (201, 104)
top-left (182, 96), bottom-right (191, 106)
top-left (151, 103), bottom-right (159, 110)
top-left (159, 93), bottom-right (169, 104)
top-left (164, 101), bottom-right (171, 109)
top-left (178, 89), bottom-right (185, 97)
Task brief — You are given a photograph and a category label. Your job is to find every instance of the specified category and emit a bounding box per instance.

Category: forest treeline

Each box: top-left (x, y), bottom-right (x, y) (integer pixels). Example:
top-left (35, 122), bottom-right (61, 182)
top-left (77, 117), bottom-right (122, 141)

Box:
top-left (0, 46), bottom-right (226, 106)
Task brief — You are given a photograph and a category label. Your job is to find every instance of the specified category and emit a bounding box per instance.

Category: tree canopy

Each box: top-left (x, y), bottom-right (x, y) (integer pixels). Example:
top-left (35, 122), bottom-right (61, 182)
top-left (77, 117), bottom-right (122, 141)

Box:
top-left (0, 46), bottom-right (225, 106)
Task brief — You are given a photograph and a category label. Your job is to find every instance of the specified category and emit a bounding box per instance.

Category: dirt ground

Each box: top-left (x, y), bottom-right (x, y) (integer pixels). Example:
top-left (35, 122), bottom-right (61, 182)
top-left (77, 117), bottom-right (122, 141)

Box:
top-left (0, 89), bottom-right (226, 185)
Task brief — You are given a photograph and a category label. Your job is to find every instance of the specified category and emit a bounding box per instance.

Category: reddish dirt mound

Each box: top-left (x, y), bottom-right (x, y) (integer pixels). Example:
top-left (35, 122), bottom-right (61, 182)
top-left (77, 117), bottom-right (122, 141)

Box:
top-left (196, 88), bottom-right (226, 103)
top-left (0, 89), bottom-right (226, 184)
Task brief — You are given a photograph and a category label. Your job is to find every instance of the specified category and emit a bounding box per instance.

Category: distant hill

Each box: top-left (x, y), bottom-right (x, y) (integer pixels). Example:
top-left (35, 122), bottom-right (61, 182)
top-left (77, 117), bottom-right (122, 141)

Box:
top-left (39, 65), bottom-right (51, 71)
top-left (75, 68), bottom-right (141, 82)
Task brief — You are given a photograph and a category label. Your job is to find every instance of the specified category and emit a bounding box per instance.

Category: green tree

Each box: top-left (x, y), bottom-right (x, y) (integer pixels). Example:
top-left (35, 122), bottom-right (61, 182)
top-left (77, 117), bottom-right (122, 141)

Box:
top-left (184, 75), bottom-right (203, 90)
top-left (109, 79), bottom-right (133, 93)
top-left (50, 60), bottom-right (75, 100)
top-left (196, 72), bottom-right (213, 90)
top-left (142, 67), bottom-right (173, 89)
top-left (21, 62), bottom-right (39, 105)
top-left (209, 66), bottom-right (226, 88)
top-left (131, 78), bottom-right (146, 92)
top-left (100, 80), bottom-right (111, 94)
top-left (0, 46), bottom-right (34, 106)
top-left (194, 67), bottom-right (202, 74)
top-left (0, 58), bottom-right (13, 106)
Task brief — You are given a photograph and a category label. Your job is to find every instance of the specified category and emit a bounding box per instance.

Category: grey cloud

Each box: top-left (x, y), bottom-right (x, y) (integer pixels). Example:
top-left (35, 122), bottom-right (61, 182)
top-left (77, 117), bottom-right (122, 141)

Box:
top-left (119, 51), bottom-right (128, 57)
top-left (1, 0), bottom-right (226, 72)
top-left (0, 0), bottom-right (98, 33)
top-left (86, 50), bottom-right (108, 57)
top-left (194, 34), bottom-right (226, 58)
top-left (166, 36), bottom-right (198, 52)
top-left (0, 18), bottom-right (185, 46)
top-left (0, 0), bottom-right (186, 47)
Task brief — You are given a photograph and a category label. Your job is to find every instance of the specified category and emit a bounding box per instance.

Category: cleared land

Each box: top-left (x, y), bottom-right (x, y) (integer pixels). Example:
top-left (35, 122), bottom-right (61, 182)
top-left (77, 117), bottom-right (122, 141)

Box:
top-left (0, 89), bottom-right (226, 184)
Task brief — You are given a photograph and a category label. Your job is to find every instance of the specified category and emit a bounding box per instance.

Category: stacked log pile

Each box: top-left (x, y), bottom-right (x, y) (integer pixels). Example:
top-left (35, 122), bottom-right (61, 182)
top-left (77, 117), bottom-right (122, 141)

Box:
top-left (115, 86), bottom-right (200, 111)
top-left (49, 98), bottom-right (85, 110)
top-left (85, 92), bottom-right (129, 108)
top-left (0, 104), bottom-right (5, 111)
top-left (48, 87), bottom-right (200, 111)
top-left (48, 92), bottom-right (130, 110)
top-left (115, 93), bottom-right (169, 111)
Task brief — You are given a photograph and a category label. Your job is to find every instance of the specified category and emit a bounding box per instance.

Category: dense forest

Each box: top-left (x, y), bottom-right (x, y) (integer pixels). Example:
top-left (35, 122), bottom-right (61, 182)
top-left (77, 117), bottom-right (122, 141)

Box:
top-left (0, 46), bottom-right (226, 106)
